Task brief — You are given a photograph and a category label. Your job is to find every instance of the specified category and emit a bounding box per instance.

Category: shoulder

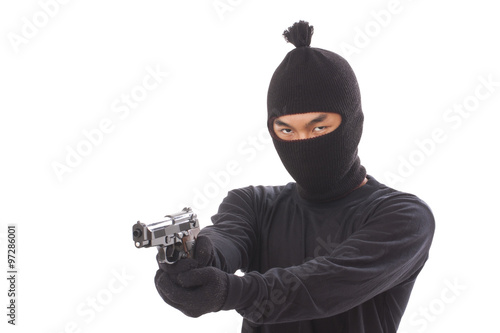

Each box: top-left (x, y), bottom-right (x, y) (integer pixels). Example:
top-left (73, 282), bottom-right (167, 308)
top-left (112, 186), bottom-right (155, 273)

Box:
top-left (224, 183), bottom-right (295, 205)
top-left (360, 176), bottom-right (432, 210)
top-left (211, 184), bottom-right (295, 228)
top-left (362, 176), bottom-right (435, 235)
top-left (215, 183), bottom-right (297, 220)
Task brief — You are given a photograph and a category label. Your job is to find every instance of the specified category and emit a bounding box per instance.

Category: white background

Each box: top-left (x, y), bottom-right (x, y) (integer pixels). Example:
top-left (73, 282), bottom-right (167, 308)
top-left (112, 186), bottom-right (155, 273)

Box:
top-left (1, 0), bottom-right (499, 332)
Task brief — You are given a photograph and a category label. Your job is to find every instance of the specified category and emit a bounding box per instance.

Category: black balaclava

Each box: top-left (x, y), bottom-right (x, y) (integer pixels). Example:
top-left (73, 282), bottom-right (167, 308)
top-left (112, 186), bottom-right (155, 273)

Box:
top-left (267, 21), bottom-right (366, 202)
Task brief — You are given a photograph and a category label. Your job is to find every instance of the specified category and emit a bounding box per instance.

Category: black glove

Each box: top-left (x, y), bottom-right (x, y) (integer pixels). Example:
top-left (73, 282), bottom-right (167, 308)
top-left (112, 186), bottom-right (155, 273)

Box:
top-left (191, 235), bottom-right (215, 267)
top-left (155, 264), bottom-right (229, 317)
top-left (157, 235), bottom-right (215, 275)
top-left (155, 235), bottom-right (226, 317)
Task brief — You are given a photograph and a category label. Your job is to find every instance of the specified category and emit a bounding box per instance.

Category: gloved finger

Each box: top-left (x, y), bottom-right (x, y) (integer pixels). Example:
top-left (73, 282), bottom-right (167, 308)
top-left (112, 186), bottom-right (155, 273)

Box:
top-left (154, 270), bottom-right (174, 304)
top-left (155, 268), bottom-right (227, 318)
top-left (157, 257), bottom-right (198, 275)
top-left (193, 235), bottom-right (214, 267)
top-left (177, 266), bottom-right (217, 288)
top-left (154, 269), bottom-right (188, 307)
top-left (155, 270), bottom-right (202, 317)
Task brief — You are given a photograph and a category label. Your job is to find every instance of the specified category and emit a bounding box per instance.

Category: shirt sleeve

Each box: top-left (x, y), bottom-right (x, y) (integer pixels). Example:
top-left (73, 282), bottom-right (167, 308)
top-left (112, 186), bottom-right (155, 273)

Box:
top-left (221, 192), bottom-right (435, 325)
top-left (198, 186), bottom-right (260, 274)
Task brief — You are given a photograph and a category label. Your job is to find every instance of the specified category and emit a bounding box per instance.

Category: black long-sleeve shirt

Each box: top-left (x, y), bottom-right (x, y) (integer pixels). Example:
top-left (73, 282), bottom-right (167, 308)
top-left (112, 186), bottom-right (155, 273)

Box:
top-left (200, 175), bottom-right (435, 332)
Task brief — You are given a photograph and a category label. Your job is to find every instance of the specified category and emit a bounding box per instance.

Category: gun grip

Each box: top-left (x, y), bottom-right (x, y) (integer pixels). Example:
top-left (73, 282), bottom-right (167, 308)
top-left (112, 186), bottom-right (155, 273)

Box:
top-left (182, 227), bottom-right (200, 259)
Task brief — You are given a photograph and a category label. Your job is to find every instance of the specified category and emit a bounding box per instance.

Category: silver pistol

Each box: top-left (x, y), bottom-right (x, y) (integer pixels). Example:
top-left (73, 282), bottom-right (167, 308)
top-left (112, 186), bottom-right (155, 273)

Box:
top-left (132, 207), bottom-right (200, 264)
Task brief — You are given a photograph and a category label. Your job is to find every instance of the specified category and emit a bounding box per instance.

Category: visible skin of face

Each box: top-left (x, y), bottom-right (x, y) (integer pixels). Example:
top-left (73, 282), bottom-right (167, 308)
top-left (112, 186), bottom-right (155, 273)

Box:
top-left (273, 112), bottom-right (342, 141)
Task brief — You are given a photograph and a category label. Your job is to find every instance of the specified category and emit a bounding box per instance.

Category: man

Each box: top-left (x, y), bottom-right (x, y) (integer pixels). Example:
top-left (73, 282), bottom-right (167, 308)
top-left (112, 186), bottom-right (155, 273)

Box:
top-left (155, 20), bottom-right (435, 333)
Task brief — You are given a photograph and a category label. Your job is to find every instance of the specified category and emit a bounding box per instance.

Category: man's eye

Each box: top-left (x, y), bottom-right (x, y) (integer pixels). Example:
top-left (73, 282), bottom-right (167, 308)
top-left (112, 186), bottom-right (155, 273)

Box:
top-left (281, 128), bottom-right (293, 134)
top-left (313, 126), bottom-right (327, 132)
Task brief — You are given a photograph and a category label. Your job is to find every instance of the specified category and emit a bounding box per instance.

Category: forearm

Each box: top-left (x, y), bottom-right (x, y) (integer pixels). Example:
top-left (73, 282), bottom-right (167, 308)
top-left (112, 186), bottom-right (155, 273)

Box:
top-left (198, 187), bottom-right (259, 273)
top-left (224, 252), bottom-right (427, 325)
top-left (199, 225), bottom-right (253, 273)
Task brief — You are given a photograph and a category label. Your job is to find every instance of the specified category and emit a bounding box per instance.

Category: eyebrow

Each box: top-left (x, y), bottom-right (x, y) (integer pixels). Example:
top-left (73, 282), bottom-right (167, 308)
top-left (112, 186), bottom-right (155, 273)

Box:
top-left (274, 113), bottom-right (328, 127)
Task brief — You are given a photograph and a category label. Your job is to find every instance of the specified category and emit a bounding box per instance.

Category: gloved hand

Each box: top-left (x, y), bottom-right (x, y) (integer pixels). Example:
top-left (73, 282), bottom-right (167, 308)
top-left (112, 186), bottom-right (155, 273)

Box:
top-left (157, 235), bottom-right (215, 275)
top-left (154, 264), bottom-right (229, 317)
top-left (155, 235), bottom-right (227, 317)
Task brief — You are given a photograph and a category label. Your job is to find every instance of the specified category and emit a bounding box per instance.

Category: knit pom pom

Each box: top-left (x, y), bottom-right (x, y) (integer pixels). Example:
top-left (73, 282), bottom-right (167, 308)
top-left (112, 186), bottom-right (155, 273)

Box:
top-left (283, 20), bottom-right (314, 48)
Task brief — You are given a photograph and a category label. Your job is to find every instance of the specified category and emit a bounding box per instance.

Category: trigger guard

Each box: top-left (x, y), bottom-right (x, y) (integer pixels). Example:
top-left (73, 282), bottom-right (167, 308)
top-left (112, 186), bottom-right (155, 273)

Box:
top-left (157, 247), bottom-right (180, 264)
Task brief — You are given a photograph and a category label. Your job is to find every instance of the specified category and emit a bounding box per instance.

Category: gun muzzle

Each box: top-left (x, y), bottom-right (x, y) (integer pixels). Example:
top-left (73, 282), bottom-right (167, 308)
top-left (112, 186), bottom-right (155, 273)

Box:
top-left (132, 221), bottom-right (150, 248)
